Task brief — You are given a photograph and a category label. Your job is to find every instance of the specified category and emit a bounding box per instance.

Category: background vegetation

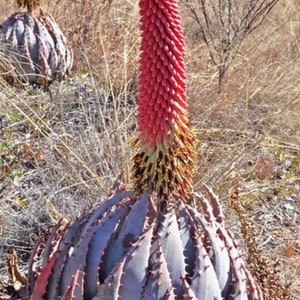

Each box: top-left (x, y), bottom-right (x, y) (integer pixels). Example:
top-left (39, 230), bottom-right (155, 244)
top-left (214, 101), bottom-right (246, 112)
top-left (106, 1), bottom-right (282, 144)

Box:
top-left (0, 0), bottom-right (299, 298)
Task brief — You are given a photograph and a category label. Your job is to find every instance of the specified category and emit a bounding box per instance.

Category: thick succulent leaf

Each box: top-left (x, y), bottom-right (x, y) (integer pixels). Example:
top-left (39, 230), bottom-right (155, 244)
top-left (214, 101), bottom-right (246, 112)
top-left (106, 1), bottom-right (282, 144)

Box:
top-left (12, 20), bottom-right (25, 44)
top-left (48, 41), bottom-right (59, 72)
top-left (41, 11), bottom-right (65, 40)
top-left (24, 13), bottom-right (36, 31)
top-left (21, 35), bottom-right (38, 82)
top-left (36, 18), bottom-right (55, 50)
top-left (30, 252), bottom-right (58, 300)
top-left (7, 26), bottom-right (18, 45)
top-left (61, 204), bottom-right (130, 297)
top-left (180, 276), bottom-right (198, 300)
top-left (142, 241), bottom-right (175, 299)
top-left (190, 236), bottom-right (223, 300)
top-left (36, 34), bottom-right (50, 65)
top-left (41, 10), bottom-right (73, 75)
top-left (45, 218), bottom-right (86, 300)
top-left (244, 268), bottom-right (263, 300)
top-left (43, 13), bottom-right (65, 51)
top-left (104, 192), bottom-right (152, 267)
top-left (92, 258), bottom-right (126, 300)
top-left (81, 191), bottom-right (132, 237)
top-left (69, 270), bottom-right (84, 300)
top-left (3, 26), bottom-right (13, 41)
top-left (23, 24), bottom-right (38, 63)
top-left (201, 220), bottom-right (231, 293)
top-left (177, 204), bottom-right (197, 278)
top-left (37, 52), bottom-right (51, 83)
top-left (195, 190), bottom-right (252, 298)
top-left (26, 221), bottom-right (66, 295)
top-left (198, 186), bottom-right (225, 225)
top-left (58, 226), bottom-right (94, 296)
top-left (98, 212), bottom-right (130, 280)
top-left (40, 221), bottom-right (65, 267)
top-left (187, 200), bottom-right (232, 295)
top-left (118, 191), bottom-right (153, 244)
top-left (158, 210), bottom-right (187, 297)
top-left (118, 225), bottom-right (154, 299)
top-left (218, 227), bottom-right (248, 300)
top-left (84, 204), bottom-right (133, 299)
top-left (60, 269), bottom-right (83, 300)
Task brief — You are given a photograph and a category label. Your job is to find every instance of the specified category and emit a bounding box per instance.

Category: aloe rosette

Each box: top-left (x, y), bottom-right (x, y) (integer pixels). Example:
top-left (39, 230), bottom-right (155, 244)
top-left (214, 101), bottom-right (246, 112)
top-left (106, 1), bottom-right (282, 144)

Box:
top-left (0, 0), bottom-right (73, 85)
top-left (23, 0), bottom-right (263, 299)
top-left (26, 186), bottom-right (261, 300)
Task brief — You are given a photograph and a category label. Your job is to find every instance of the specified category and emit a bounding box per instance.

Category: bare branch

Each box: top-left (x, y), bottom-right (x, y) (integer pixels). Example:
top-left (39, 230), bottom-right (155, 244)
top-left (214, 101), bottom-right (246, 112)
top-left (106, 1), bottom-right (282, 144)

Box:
top-left (182, 0), bottom-right (280, 92)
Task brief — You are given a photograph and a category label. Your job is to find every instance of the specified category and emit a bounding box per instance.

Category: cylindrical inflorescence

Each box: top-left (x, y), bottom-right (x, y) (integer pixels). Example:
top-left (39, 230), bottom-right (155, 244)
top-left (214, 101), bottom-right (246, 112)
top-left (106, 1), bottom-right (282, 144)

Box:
top-left (132, 0), bottom-right (196, 203)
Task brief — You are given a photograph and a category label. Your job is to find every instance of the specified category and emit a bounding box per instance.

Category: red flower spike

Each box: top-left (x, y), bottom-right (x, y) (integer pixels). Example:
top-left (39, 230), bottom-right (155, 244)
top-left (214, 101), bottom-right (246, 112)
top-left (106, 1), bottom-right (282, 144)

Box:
top-left (132, 0), bottom-right (196, 203)
top-left (138, 0), bottom-right (189, 146)
top-left (132, 0), bottom-right (195, 200)
top-left (132, 0), bottom-right (196, 204)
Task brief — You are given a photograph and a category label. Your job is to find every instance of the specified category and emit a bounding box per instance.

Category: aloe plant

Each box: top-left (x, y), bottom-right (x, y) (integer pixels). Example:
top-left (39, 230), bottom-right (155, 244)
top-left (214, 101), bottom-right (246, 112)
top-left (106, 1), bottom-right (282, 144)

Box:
top-left (23, 0), bottom-right (263, 299)
top-left (0, 0), bottom-right (73, 85)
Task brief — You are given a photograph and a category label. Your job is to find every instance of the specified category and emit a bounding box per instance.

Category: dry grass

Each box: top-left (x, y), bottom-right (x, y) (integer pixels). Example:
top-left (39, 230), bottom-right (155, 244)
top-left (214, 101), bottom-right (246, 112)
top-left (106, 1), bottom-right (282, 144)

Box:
top-left (0, 0), bottom-right (299, 298)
